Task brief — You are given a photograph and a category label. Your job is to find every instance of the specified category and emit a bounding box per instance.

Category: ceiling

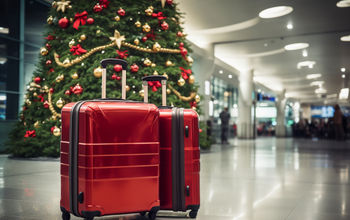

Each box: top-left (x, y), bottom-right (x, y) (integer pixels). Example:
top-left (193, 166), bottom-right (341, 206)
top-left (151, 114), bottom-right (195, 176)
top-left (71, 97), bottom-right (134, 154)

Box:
top-left (177, 0), bottom-right (350, 104)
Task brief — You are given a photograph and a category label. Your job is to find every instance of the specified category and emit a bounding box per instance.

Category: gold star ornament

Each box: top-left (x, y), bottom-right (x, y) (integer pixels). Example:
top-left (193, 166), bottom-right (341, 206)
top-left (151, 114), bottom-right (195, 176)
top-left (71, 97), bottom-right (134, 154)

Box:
top-left (109, 30), bottom-right (126, 49)
top-left (56, 0), bottom-right (71, 13)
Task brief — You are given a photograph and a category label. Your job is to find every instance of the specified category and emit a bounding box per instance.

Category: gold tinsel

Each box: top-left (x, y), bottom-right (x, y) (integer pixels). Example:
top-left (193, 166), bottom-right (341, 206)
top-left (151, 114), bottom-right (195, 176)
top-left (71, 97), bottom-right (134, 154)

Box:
top-left (168, 84), bottom-right (197, 102)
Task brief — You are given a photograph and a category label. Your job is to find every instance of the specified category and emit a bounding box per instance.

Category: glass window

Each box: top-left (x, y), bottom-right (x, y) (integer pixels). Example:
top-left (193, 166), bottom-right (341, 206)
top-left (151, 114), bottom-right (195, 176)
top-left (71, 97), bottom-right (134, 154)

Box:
top-left (0, 38), bottom-right (20, 58)
top-left (0, 0), bottom-right (20, 40)
top-left (0, 58), bottom-right (19, 92)
top-left (25, 0), bottom-right (48, 46)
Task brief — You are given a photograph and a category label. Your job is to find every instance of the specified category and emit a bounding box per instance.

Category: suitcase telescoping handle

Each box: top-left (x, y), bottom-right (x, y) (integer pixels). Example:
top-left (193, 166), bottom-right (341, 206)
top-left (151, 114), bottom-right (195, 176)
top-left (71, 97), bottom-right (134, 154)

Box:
top-left (142, 75), bottom-right (167, 106)
top-left (100, 58), bottom-right (128, 99)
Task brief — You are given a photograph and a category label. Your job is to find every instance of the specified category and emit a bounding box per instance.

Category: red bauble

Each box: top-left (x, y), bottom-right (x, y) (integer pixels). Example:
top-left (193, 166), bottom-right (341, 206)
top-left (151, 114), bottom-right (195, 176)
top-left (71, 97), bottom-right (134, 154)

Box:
top-left (65, 90), bottom-right (71, 96)
top-left (49, 88), bottom-right (54, 94)
top-left (111, 73), bottom-right (118, 80)
top-left (130, 64), bottom-right (139, 73)
top-left (43, 101), bottom-right (49, 108)
top-left (46, 60), bottom-right (52, 66)
top-left (72, 84), bottom-right (83, 95)
top-left (142, 36), bottom-right (148, 42)
top-left (93, 4), bottom-right (103, 12)
top-left (166, 0), bottom-right (173, 4)
top-left (87, 17), bottom-right (94, 24)
top-left (177, 31), bottom-right (183, 37)
top-left (58, 17), bottom-right (69, 28)
top-left (34, 77), bottom-right (41, 84)
top-left (49, 68), bottom-right (55, 73)
top-left (161, 21), bottom-right (169, 31)
top-left (116, 76), bottom-right (121, 80)
top-left (118, 8), bottom-right (126, 16)
top-left (46, 43), bottom-right (51, 50)
top-left (199, 128), bottom-right (203, 133)
top-left (179, 42), bottom-right (184, 47)
top-left (113, 64), bottom-right (122, 72)
top-left (50, 126), bottom-right (55, 133)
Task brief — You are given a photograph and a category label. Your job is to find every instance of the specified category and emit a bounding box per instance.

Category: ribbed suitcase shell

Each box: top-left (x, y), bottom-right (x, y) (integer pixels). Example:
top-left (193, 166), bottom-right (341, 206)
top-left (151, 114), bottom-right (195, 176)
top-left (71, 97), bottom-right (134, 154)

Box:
top-left (60, 101), bottom-right (160, 218)
top-left (159, 108), bottom-right (200, 216)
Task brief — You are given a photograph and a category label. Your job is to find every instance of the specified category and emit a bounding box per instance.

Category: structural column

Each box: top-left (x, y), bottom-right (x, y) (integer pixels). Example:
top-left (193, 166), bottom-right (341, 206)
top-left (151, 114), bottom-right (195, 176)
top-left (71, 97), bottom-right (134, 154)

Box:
top-left (275, 90), bottom-right (286, 137)
top-left (237, 69), bottom-right (254, 139)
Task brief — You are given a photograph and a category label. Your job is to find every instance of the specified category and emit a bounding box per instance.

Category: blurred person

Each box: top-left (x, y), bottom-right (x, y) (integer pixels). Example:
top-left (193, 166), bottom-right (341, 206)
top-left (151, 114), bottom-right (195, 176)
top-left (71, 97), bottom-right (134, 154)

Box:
top-left (219, 107), bottom-right (230, 144)
top-left (333, 104), bottom-right (344, 140)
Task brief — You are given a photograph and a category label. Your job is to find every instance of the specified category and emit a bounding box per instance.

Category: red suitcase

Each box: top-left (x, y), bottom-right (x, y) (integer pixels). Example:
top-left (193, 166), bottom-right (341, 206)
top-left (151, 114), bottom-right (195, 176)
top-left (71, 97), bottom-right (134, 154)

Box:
top-left (142, 76), bottom-right (200, 218)
top-left (60, 59), bottom-right (160, 220)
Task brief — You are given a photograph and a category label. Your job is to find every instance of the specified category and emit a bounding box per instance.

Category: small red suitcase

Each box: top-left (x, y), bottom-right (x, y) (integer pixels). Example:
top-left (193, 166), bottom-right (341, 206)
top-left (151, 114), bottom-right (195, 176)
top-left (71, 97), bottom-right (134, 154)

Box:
top-left (142, 76), bottom-right (200, 218)
top-left (60, 59), bottom-right (160, 220)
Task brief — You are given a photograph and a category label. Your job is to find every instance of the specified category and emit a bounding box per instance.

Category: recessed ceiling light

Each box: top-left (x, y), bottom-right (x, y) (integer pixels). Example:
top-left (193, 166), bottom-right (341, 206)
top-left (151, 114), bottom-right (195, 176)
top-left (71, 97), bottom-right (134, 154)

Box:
top-left (302, 50), bottom-right (308, 57)
top-left (0, 27), bottom-right (9, 34)
top-left (287, 23), bottom-right (293, 30)
top-left (306, 73), bottom-right (322, 79)
top-left (310, 81), bottom-right (324, 86)
top-left (337, 0), bottom-right (350, 8)
top-left (341, 67), bottom-right (346, 72)
top-left (315, 88), bottom-right (327, 94)
top-left (342, 74), bottom-right (346, 78)
top-left (341, 35), bottom-right (350, 42)
top-left (297, 61), bottom-right (316, 69)
top-left (339, 88), bottom-right (349, 100)
top-left (285, 43), bottom-right (309, 51)
top-left (228, 74), bottom-right (233, 79)
top-left (259, 6), bottom-right (293, 19)
top-left (219, 70), bottom-right (223, 74)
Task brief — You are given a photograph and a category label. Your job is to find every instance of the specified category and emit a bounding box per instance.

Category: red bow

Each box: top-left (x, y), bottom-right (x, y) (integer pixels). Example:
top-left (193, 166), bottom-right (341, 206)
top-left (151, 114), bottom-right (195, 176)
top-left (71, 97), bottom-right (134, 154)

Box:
top-left (146, 31), bottom-right (157, 40)
top-left (24, 130), bottom-right (36, 138)
top-left (180, 67), bottom-right (192, 80)
top-left (152, 12), bottom-right (167, 20)
top-left (148, 81), bottom-right (162, 92)
top-left (70, 44), bottom-right (87, 55)
top-left (37, 94), bottom-right (44, 102)
top-left (44, 35), bottom-right (55, 41)
top-left (117, 50), bottom-right (129, 59)
top-left (99, 0), bottom-right (110, 8)
top-left (73, 11), bottom-right (88, 30)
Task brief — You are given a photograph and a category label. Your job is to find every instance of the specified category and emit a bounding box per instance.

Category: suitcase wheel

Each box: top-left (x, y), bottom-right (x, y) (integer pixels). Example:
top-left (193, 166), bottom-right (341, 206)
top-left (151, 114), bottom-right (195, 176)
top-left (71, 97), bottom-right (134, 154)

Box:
top-left (189, 210), bottom-right (198, 218)
top-left (61, 211), bottom-right (70, 220)
top-left (140, 211), bottom-right (146, 216)
top-left (148, 206), bottom-right (159, 220)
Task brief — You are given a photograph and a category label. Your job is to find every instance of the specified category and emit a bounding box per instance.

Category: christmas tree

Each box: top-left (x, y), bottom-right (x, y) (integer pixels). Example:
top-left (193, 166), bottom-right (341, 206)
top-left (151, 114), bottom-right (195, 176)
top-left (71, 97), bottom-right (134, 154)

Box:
top-left (7, 0), bottom-right (206, 157)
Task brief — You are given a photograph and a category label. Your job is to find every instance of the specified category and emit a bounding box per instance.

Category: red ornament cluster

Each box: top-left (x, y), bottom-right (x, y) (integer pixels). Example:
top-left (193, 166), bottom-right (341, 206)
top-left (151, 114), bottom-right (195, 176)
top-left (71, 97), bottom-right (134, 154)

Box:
top-left (24, 130), bottom-right (36, 138)
top-left (118, 8), bottom-right (126, 16)
top-left (161, 21), bottom-right (169, 30)
top-left (130, 64), bottom-right (139, 73)
top-left (116, 50), bottom-right (128, 59)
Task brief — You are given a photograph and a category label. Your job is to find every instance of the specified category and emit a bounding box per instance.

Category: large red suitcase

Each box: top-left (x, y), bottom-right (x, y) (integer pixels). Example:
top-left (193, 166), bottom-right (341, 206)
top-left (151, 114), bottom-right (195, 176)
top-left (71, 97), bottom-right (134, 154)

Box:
top-left (142, 76), bottom-right (200, 218)
top-left (60, 59), bottom-right (160, 220)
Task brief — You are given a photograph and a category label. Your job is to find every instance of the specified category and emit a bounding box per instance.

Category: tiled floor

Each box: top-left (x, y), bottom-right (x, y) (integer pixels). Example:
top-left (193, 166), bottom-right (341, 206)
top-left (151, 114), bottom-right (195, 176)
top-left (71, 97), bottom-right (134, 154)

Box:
top-left (0, 138), bottom-right (350, 220)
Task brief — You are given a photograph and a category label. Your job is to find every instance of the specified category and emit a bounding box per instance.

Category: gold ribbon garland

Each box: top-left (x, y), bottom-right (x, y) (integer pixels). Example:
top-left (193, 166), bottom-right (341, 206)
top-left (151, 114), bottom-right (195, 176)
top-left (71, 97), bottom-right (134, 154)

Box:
top-left (168, 84), bottom-right (196, 101)
top-left (47, 90), bottom-right (61, 119)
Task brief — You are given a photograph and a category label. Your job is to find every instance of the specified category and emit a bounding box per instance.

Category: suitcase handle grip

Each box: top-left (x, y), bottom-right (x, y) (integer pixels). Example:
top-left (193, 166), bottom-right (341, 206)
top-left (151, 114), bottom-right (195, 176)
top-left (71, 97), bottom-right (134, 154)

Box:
top-left (142, 76), bottom-right (167, 106)
top-left (100, 58), bottom-right (127, 100)
top-left (100, 58), bottom-right (128, 69)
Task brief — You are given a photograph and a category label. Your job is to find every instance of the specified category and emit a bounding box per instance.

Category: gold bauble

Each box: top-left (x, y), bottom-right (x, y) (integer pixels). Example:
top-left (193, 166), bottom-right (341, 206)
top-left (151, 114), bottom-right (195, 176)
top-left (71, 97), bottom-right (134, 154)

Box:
top-left (40, 47), bottom-right (48, 56)
top-left (53, 127), bottom-right (61, 136)
top-left (152, 42), bottom-right (161, 52)
top-left (195, 94), bottom-right (200, 103)
top-left (33, 92), bottom-right (38, 97)
top-left (71, 72), bottom-right (79, 79)
top-left (115, 16), bottom-right (120, 21)
top-left (96, 29), bottom-right (101, 34)
top-left (34, 121), bottom-right (40, 128)
top-left (93, 67), bottom-right (103, 78)
top-left (187, 56), bottom-right (194, 66)
top-left (125, 85), bottom-right (130, 92)
top-left (153, 71), bottom-right (159, 75)
top-left (151, 63), bottom-right (156, 68)
top-left (145, 7), bottom-right (153, 16)
top-left (167, 89), bottom-right (171, 95)
top-left (188, 75), bottom-right (195, 84)
top-left (56, 98), bottom-right (64, 108)
top-left (177, 78), bottom-right (185, 86)
top-left (80, 34), bottom-right (86, 41)
top-left (135, 21), bottom-right (141, 27)
top-left (26, 99), bottom-right (31, 106)
top-left (47, 16), bottom-right (53, 24)
top-left (69, 18), bottom-right (73, 23)
top-left (142, 23), bottom-right (151, 32)
top-left (165, 60), bottom-right (173, 67)
top-left (56, 74), bottom-right (64, 83)
top-left (144, 58), bottom-right (152, 67)
top-left (63, 58), bottom-right (70, 65)
top-left (68, 39), bottom-right (75, 48)
top-left (139, 89), bottom-right (144, 97)
top-left (134, 38), bottom-right (140, 45)
top-left (163, 73), bottom-right (168, 79)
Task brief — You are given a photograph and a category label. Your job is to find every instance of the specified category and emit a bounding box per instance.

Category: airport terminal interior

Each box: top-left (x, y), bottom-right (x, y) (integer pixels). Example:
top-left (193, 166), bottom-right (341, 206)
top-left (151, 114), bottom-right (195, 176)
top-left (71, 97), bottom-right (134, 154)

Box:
top-left (0, 0), bottom-right (350, 220)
